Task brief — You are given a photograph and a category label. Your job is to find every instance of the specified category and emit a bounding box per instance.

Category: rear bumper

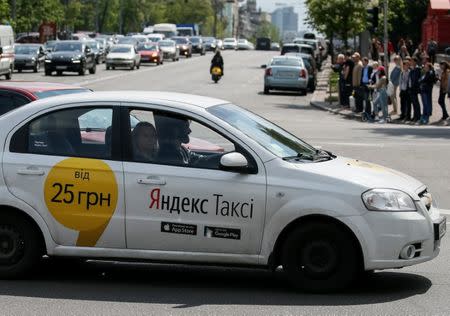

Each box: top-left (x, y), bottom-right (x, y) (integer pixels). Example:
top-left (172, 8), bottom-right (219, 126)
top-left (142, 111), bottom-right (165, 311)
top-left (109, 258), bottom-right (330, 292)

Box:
top-left (265, 77), bottom-right (308, 90)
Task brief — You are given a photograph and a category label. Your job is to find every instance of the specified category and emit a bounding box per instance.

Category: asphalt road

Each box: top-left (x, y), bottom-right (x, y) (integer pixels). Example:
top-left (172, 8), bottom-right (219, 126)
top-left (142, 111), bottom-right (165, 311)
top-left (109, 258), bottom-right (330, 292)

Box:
top-left (3, 50), bottom-right (450, 316)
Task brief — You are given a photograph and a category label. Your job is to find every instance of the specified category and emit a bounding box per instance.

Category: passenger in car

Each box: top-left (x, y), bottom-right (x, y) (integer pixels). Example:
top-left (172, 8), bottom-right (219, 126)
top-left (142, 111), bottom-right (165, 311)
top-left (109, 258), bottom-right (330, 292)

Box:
top-left (132, 122), bottom-right (158, 162)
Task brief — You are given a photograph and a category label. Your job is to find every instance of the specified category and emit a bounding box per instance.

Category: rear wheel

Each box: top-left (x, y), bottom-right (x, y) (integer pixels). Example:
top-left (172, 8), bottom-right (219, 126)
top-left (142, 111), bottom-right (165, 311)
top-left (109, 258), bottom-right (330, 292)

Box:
top-left (0, 212), bottom-right (44, 279)
top-left (264, 86), bottom-right (270, 94)
top-left (281, 221), bottom-right (359, 293)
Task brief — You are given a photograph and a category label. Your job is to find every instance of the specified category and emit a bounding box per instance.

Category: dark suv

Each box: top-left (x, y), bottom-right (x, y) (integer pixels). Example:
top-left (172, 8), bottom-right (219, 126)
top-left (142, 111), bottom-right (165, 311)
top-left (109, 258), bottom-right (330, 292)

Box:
top-left (44, 40), bottom-right (96, 76)
top-left (190, 36), bottom-right (206, 55)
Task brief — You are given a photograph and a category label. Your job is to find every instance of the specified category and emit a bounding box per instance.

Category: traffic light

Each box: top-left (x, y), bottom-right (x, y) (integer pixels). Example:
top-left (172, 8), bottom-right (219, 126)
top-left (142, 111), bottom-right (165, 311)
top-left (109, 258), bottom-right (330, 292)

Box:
top-left (367, 7), bottom-right (379, 32)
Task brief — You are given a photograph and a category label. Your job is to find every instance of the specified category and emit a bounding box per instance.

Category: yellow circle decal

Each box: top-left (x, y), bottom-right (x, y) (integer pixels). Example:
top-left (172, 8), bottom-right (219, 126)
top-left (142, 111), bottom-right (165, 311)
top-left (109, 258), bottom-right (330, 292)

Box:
top-left (44, 158), bottom-right (118, 247)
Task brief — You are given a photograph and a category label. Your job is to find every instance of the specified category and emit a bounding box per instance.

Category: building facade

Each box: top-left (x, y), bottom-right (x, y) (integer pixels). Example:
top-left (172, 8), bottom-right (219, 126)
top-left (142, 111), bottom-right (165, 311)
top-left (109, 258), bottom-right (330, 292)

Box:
top-left (271, 6), bottom-right (298, 37)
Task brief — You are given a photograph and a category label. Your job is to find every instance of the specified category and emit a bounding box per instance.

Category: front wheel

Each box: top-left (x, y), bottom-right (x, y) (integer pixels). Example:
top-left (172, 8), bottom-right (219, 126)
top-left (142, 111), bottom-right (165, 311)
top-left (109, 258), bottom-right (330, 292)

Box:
top-left (264, 86), bottom-right (270, 94)
top-left (0, 212), bottom-right (44, 279)
top-left (281, 221), bottom-right (360, 293)
top-left (89, 63), bottom-right (96, 74)
top-left (33, 62), bottom-right (40, 73)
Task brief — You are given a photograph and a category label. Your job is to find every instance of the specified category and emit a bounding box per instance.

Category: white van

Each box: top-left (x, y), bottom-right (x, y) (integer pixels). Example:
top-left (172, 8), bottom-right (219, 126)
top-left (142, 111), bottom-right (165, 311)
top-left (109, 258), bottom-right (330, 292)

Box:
top-left (153, 23), bottom-right (177, 39)
top-left (0, 25), bottom-right (15, 79)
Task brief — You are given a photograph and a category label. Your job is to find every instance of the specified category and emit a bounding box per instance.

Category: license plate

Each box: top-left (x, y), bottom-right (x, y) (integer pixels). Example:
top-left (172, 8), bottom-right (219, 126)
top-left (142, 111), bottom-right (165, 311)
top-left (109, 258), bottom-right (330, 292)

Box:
top-left (278, 72), bottom-right (295, 78)
top-left (142, 56), bottom-right (149, 60)
top-left (434, 217), bottom-right (446, 240)
top-left (56, 66), bottom-right (67, 70)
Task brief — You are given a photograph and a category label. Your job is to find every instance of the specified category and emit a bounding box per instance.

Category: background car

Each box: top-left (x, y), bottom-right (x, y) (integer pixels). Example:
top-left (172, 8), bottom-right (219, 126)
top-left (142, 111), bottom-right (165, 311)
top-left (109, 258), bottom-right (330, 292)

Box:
top-left (285, 52), bottom-right (317, 92)
top-left (223, 38), bottom-right (237, 50)
top-left (147, 33), bottom-right (165, 43)
top-left (137, 43), bottom-right (163, 65)
top-left (117, 36), bottom-right (139, 47)
top-left (86, 40), bottom-right (106, 64)
top-left (159, 40), bottom-right (179, 61)
top-left (203, 37), bottom-right (217, 51)
top-left (216, 39), bottom-right (224, 50)
top-left (237, 39), bottom-right (254, 50)
top-left (131, 35), bottom-right (149, 44)
top-left (172, 36), bottom-right (192, 58)
top-left (263, 55), bottom-right (309, 96)
top-left (190, 36), bottom-right (206, 55)
top-left (14, 44), bottom-right (45, 73)
top-left (271, 42), bottom-right (281, 51)
top-left (256, 37), bottom-right (271, 50)
top-left (106, 44), bottom-right (141, 70)
top-left (0, 81), bottom-right (90, 116)
top-left (44, 40), bottom-right (96, 76)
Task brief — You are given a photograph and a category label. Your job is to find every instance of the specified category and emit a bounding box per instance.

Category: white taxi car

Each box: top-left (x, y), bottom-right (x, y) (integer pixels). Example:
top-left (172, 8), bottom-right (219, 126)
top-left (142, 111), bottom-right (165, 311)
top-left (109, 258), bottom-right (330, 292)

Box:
top-left (0, 92), bottom-right (446, 292)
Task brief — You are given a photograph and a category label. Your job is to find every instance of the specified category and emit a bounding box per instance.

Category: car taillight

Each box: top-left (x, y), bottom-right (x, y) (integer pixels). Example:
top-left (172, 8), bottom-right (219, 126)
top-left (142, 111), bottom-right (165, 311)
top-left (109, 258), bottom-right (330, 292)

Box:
top-left (300, 69), bottom-right (307, 78)
top-left (265, 68), bottom-right (272, 76)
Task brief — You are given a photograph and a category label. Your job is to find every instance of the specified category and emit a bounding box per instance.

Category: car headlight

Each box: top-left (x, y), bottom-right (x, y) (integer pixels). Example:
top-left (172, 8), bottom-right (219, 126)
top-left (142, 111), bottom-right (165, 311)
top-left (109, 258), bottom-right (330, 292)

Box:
top-left (362, 189), bottom-right (417, 212)
top-left (151, 53), bottom-right (158, 57)
top-left (45, 59), bottom-right (52, 63)
top-left (31, 57), bottom-right (36, 62)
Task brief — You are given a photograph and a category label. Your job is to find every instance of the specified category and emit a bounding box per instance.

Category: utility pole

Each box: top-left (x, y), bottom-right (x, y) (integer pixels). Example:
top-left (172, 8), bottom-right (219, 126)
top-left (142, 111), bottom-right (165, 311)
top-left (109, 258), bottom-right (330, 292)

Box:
top-left (11, 0), bottom-right (16, 22)
top-left (119, 0), bottom-right (124, 34)
top-left (383, 0), bottom-right (389, 77)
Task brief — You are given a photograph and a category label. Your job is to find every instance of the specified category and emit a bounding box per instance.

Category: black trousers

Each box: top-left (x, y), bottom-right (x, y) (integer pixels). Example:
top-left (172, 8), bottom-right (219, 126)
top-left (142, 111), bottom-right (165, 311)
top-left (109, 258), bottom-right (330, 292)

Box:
top-left (354, 86), bottom-right (364, 112)
top-left (342, 84), bottom-right (352, 106)
top-left (409, 90), bottom-right (421, 121)
top-left (438, 91), bottom-right (449, 118)
top-left (400, 89), bottom-right (411, 119)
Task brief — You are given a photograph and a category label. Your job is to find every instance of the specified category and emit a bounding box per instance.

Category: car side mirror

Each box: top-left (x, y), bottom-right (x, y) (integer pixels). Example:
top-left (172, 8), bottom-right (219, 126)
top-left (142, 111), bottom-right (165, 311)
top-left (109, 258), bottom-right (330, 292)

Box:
top-left (220, 152), bottom-right (248, 173)
top-left (261, 64), bottom-right (267, 68)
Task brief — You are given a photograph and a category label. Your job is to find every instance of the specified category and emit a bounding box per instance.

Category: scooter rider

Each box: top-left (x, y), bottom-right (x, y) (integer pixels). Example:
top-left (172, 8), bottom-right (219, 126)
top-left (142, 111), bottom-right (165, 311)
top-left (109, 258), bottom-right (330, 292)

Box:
top-left (210, 50), bottom-right (224, 75)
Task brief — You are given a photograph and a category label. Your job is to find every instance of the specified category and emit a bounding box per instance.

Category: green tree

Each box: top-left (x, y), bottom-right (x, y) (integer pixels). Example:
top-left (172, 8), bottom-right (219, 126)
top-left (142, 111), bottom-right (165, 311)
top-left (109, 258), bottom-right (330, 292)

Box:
top-left (305, 0), bottom-right (367, 55)
top-left (0, 0), bottom-right (9, 24)
top-left (13, 0), bottom-right (64, 32)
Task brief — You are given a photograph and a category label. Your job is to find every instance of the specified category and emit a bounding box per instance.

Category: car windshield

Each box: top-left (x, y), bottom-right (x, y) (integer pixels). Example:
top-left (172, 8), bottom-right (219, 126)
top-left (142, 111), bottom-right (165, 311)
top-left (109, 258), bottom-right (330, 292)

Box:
top-left (34, 88), bottom-right (90, 99)
top-left (148, 37), bottom-right (161, 42)
top-left (110, 46), bottom-right (131, 53)
top-left (54, 43), bottom-right (83, 52)
top-left (271, 58), bottom-right (301, 66)
top-left (86, 42), bottom-right (99, 50)
top-left (137, 44), bottom-right (158, 51)
top-left (14, 46), bottom-right (38, 54)
top-left (173, 38), bottom-right (188, 44)
top-left (190, 38), bottom-right (200, 43)
top-left (159, 41), bottom-right (173, 47)
top-left (208, 104), bottom-right (316, 158)
top-left (118, 37), bottom-right (136, 44)
top-left (297, 40), bottom-right (317, 49)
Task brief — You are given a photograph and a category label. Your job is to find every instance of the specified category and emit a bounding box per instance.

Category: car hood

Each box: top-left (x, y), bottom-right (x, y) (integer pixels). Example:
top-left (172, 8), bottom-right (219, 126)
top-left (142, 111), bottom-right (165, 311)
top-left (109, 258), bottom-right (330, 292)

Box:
top-left (107, 52), bottom-right (133, 59)
top-left (289, 156), bottom-right (424, 198)
top-left (50, 51), bottom-right (82, 59)
top-left (15, 54), bottom-right (36, 60)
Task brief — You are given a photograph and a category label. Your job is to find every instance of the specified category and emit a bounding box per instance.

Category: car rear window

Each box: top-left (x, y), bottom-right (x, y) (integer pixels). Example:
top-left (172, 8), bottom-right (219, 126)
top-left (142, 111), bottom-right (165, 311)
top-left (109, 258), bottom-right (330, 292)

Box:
top-left (271, 58), bottom-right (301, 66)
top-left (34, 89), bottom-right (90, 99)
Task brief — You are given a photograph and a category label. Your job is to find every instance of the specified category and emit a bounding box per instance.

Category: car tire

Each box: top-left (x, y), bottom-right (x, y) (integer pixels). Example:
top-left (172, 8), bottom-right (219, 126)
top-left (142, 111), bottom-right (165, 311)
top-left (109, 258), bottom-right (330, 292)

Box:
top-left (130, 62), bottom-right (135, 70)
top-left (17, 68), bottom-right (22, 73)
top-left (5, 68), bottom-right (12, 80)
top-left (299, 89), bottom-right (307, 96)
top-left (112, 66), bottom-right (115, 70)
top-left (56, 70), bottom-right (63, 76)
top-left (45, 70), bottom-right (51, 76)
top-left (78, 65), bottom-right (86, 76)
top-left (89, 63), bottom-right (96, 74)
top-left (172, 57), bottom-right (176, 62)
top-left (106, 65), bottom-right (110, 70)
top-left (136, 62), bottom-right (140, 70)
top-left (281, 221), bottom-right (359, 293)
top-left (264, 86), bottom-right (270, 94)
top-left (0, 212), bottom-right (44, 279)
top-left (33, 62), bottom-right (40, 73)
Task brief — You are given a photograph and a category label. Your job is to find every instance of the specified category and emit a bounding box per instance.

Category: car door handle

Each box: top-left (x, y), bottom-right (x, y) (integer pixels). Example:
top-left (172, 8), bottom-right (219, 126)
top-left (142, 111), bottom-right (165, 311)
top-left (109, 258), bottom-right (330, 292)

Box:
top-left (17, 167), bottom-right (45, 176)
top-left (137, 176), bottom-right (166, 185)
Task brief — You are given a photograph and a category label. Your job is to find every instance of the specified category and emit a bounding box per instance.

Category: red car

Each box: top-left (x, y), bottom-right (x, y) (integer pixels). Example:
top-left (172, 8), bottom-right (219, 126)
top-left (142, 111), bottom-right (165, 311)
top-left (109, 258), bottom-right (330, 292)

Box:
top-left (136, 43), bottom-right (163, 65)
top-left (0, 81), bottom-right (90, 116)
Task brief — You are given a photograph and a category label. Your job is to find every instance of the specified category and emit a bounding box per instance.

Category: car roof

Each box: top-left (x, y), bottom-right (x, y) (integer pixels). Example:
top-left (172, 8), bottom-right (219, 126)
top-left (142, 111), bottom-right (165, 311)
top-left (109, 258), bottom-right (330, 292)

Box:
top-left (22, 91), bottom-right (228, 111)
top-left (0, 81), bottom-right (87, 94)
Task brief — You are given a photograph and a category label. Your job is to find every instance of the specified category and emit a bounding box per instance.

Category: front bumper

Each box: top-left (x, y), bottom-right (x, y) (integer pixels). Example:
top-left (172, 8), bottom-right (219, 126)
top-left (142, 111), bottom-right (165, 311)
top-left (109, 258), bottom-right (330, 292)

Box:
top-left (354, 205), bottom-right (447, 271)
top-left (14, 60), bottom-right (36, 69)
top-left (140, 56), bottom-right (160, 63)
top-left (45, 62), bottom-right (82, 72)
top-left (106, 59), bottom-right (134, 67)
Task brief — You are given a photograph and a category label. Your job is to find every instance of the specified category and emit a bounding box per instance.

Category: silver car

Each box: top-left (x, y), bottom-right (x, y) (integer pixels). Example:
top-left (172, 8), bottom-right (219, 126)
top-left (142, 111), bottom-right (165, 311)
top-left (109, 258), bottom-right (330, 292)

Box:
top-left (263, 56), bottom-right (309, 96)
top-left (106, 44), bottom-right (141, 70)
top-left (159, 40), bottom-right (180, 61)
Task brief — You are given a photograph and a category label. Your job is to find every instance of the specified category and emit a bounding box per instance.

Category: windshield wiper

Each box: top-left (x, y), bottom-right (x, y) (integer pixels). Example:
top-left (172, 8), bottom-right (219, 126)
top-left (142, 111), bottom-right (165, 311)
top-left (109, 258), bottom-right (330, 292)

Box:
top-left (283, 152), bottom-right (315, 161)
top-left (313, 149), bottom-right (336, 161)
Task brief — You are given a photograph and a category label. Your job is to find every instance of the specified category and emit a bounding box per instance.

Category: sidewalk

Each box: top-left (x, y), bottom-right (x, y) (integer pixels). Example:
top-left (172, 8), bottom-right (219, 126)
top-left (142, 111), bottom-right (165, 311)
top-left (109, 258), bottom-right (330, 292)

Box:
top-left (310, 60), bottom-right (450, 126)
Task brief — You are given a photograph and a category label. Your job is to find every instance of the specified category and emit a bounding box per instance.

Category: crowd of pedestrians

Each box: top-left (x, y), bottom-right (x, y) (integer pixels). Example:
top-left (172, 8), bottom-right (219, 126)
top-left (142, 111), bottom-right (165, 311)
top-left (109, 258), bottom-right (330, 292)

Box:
top-left (333, 38), bottom-right (449, 125)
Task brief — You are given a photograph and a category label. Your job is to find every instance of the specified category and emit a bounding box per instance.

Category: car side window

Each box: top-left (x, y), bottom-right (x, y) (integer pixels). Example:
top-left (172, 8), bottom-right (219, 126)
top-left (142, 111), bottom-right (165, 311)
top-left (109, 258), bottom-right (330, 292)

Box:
top-left (11, 107), bottom-right (113, 159)
top-left (128, 109), bottom-right (235, 169)
top-left (0, 92), bottom-right (16, 116)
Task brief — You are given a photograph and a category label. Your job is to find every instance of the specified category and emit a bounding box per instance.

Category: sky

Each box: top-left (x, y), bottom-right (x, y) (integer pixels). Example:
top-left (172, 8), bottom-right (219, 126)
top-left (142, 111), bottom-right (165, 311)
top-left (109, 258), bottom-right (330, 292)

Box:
top-left (255, 0), bottom-right (309, 31)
